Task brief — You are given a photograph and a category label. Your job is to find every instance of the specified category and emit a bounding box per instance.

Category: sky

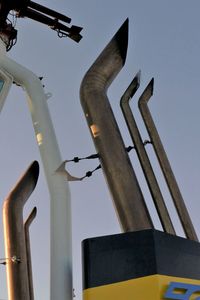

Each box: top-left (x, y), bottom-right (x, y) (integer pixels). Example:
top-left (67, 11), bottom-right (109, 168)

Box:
top-left (0, 0), bottom-right (200, 299)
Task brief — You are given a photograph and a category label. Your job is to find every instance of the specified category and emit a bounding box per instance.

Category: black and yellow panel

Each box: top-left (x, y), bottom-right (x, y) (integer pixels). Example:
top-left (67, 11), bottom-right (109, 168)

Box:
top-left (82, 230), bottom-right (200, 300)
top-left (83, 275), bottom-right (200, 300)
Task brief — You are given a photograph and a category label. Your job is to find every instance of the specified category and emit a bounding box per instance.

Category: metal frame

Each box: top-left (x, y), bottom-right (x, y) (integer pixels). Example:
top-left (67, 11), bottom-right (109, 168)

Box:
top-left (0, 39), bottom-right (72, 300)
top-left (0, 68), bottom-right (13, 111)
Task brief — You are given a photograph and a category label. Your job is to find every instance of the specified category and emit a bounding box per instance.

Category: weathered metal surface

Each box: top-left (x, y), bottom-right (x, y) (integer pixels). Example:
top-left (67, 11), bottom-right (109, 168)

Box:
top-left (120, 73), bottom-right (175, 235)
top-left (3, 161), bottom-right (39, 300)
top-left (138, 79), bottom-right (198, 241)
top-left (80, 19), bottom-right (153, 232)
top-left (24, 207), bottom-right (37, 300)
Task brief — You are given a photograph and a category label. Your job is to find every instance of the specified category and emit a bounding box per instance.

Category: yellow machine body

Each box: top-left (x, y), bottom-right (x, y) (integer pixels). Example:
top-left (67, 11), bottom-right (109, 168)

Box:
top-left (83, 275), bottom-right (200, 300)
top-left (82, 230), bottom-right (200, 300)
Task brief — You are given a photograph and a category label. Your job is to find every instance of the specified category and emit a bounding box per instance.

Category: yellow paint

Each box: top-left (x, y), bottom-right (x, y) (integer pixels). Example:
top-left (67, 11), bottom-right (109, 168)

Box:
top-left (83, 275), bottom-right (200, 300)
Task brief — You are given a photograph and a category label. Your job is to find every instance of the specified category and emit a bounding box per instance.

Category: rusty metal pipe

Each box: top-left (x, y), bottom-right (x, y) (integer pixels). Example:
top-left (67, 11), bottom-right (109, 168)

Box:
top-left (80, 19), bottom-right (153, 232)
top-left (138, 79), bottom-right (198, 241)
top-left (120, 73), bottom-right (175, 235)
top-left (24, 207), bottom-right (37, 300)
top-left (3, 161), bottom-right (39, 300)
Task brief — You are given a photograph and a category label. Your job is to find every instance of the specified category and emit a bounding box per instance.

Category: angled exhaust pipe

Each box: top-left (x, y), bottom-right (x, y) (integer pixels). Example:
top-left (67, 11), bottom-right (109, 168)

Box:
top-left (24, 207), bottom-right (37, 300)
top-left (120, 72), bottom-right (175, 235)
top-left (3, 161), bottom-right (39, 300)
top-left (138, 79), bottom-right (198, 241)
top-left (80, 19), bottom-right (153, 232)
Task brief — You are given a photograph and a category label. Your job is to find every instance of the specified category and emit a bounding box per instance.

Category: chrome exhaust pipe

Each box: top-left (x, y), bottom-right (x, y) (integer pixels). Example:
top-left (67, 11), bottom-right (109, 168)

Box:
top-left (80, 20), bottom-right (153, 232)
top-left (3, 161), bottom-right (39, 300)
top-left (120, 72), bottom-right (175, 235)
top-left (24, 207), bottom-right (37, 300)
top-left (138, 79), bottom-right (198, 241)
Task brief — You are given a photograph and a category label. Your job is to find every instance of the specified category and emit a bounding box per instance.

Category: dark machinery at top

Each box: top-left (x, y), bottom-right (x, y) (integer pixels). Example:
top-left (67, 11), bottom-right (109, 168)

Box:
top-left (0, 0), bottom-right (83, 50)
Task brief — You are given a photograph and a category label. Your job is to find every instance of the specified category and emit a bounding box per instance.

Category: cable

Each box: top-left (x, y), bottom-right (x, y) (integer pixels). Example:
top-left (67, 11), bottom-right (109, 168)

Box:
top-left (66, 146), bottom-right (135, 164)
top-left (81, 164), bottom-right (101, 180)
top-left (63, 145), bottom-right (136, 180)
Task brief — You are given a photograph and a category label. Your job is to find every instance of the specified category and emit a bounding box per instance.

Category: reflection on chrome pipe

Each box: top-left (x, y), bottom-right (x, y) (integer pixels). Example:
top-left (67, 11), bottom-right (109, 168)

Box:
top-left (120, 73), bottom-right (175, 235)
top-left (3, 161), bottom-right (39, 300)
top-left (80, 19), bottom-right (153, 232)
top-left (138, 79), bottom-right (198, 241)
top-left (24, 207), bottom-right (37, 300)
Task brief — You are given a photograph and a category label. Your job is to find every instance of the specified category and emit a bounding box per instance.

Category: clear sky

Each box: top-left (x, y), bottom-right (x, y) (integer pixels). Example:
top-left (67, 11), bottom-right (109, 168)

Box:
top-left (0, 0), bottom-right (200, 299)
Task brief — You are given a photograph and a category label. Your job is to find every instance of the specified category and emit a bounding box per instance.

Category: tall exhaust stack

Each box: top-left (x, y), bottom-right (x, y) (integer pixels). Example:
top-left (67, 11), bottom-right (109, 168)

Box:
top-left (81, 21), bottom-right (200, 300)
top-left (80, 19), bottom-right (153, 232)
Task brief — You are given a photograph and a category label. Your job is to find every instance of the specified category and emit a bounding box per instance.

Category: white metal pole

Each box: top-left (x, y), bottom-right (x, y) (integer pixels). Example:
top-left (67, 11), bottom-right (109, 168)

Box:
top-left (0, 40), bottom-right (72, 300)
